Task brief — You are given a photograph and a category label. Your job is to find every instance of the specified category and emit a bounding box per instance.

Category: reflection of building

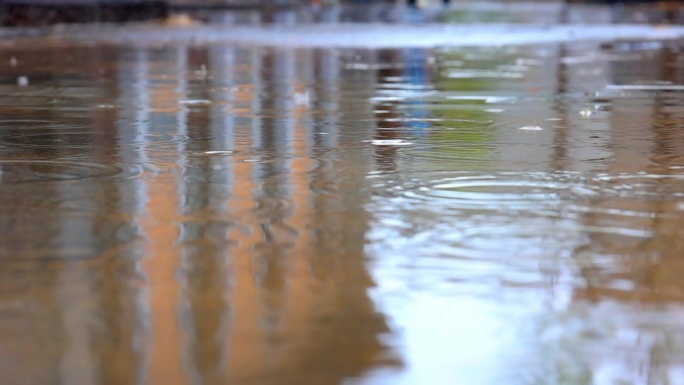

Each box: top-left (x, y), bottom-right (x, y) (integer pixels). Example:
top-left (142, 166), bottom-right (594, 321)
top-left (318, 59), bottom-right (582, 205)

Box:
top-left (142, 39), bottom-right (394, 385)
top-left (0, 10), bottom-right (395, 385)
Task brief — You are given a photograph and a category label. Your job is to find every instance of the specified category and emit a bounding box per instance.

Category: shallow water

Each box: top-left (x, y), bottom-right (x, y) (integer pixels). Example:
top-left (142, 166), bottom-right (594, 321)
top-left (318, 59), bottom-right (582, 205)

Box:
top-left (2, 3), bottom-right (684, 385)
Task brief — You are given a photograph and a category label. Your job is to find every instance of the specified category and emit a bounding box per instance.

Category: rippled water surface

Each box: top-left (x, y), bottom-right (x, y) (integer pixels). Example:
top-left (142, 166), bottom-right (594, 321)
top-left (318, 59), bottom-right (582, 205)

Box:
top-left (2, 3), bottom-right (684, 385)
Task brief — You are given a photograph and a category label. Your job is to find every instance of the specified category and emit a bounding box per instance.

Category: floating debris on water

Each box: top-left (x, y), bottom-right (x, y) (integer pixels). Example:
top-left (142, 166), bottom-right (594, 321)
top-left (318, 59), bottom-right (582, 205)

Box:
top-left (204, 150), bottom-right (234, 155)
top-left (17, 76), bottom-right (28, 86)
top-left (579, 108), bottom-right (593, 117)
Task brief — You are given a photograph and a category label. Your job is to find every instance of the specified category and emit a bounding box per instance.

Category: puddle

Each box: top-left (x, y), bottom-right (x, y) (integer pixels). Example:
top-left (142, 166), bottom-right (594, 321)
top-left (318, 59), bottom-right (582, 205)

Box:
top-left (2, 3), bottom-right (684, 385)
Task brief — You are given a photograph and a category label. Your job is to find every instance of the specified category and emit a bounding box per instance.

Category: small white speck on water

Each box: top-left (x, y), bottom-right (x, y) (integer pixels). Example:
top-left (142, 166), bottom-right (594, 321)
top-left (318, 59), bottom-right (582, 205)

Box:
top-left (579, 108), bottom-right (593, 117)
top-left (17, 76), bottom-right (29, 86)
top-left (96, 104), bottom-right (116, 109)
top-left (10, 57), bottom-right (17, 66)
top-left (204, 150), bottom-right (234, 155)
top-left (485, 108), bottom-right (504, 113)
top-left (518, 125), bottom-right (544, 131)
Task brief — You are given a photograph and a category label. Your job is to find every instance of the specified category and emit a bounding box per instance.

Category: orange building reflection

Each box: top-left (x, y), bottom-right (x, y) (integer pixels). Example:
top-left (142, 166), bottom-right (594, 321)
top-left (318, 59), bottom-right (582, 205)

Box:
top-left (0, 14), bottom-right (395, 384)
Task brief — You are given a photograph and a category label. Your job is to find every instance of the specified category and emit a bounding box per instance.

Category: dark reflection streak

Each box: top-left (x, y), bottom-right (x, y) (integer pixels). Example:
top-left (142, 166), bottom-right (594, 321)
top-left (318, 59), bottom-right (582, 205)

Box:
top-left (551, 43), bottom-right (569, 172)
top-left (309, 48), bottom-right (340, 197)
top-left (373, 49), bottom-right (403, 173)
top-left (254, 46), bottom-right (297, 339)
top-left (175, 45), bottom-right (190, 162)
top-left (661, 45), bottom-right (679, 85)
top-left (650, 50), bottom-right (677, 164)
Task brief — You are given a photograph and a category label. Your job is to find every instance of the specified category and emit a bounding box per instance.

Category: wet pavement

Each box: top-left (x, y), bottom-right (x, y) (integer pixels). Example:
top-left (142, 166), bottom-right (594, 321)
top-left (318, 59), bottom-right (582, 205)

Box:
top-left (2, 3), bottom-right (684, 385)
